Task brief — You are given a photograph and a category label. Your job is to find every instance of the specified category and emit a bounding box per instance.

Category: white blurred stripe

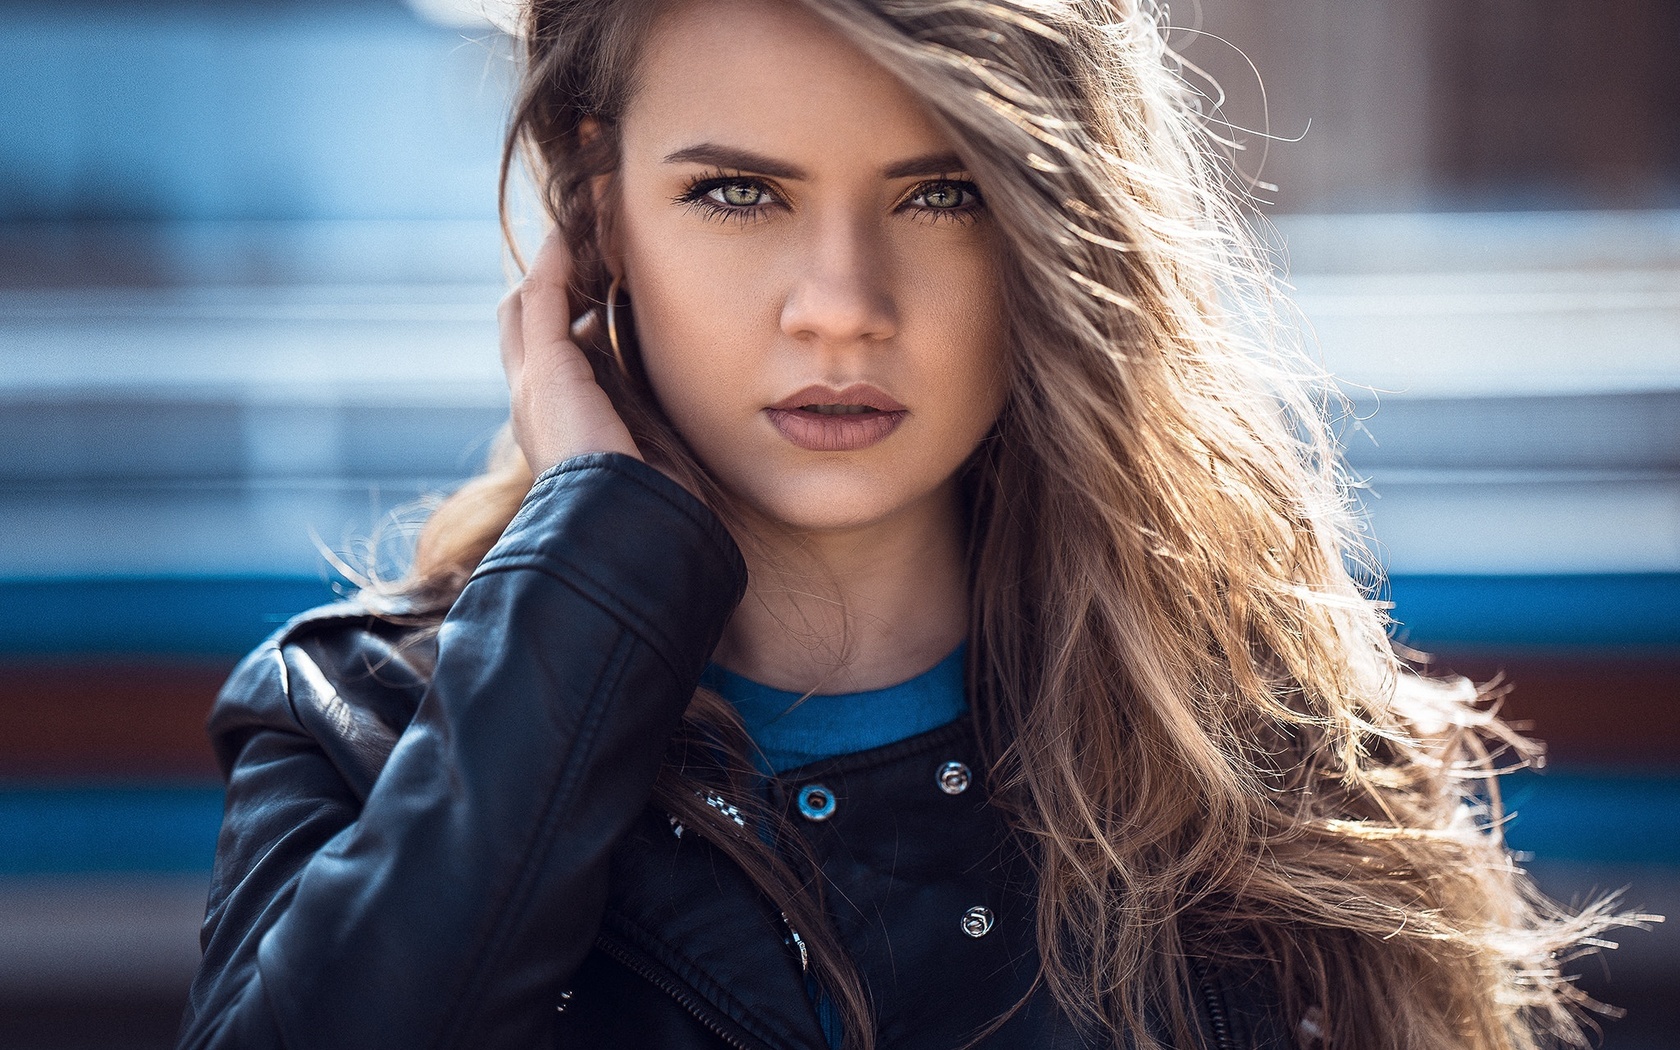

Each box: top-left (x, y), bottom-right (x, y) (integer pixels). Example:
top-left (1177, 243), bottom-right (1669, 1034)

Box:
top-left (3, 471), bottom-right (1674, 579)
top-left (1359, 471), bottom-right (1680, 575)
top-left (0, 482), bottom-right (437, 578)
top-left (1296, 269), bottom-right (1680, 398)
top-left (403, 0), bottom-right (519, 34)
top-left (3, 265), bottom-right (1674, 405)
top-left (0, 294), bottom-right (506, 403)
top-left (0, 875), bottom-right (206, 996)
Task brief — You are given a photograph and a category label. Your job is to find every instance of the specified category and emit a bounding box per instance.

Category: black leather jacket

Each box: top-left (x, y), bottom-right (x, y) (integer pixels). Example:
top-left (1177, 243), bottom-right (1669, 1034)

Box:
top-left (178, 453), bottom-right (1291, 1050)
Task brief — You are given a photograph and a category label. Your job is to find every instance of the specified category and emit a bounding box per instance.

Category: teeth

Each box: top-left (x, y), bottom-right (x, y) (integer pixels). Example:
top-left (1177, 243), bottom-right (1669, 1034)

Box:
top-left (800, 404), bottom-right (879, 415)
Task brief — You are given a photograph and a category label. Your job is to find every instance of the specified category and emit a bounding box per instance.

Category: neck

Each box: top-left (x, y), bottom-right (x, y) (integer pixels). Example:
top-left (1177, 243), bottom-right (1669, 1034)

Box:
top-left (713, 480), bottom-right (970, 694)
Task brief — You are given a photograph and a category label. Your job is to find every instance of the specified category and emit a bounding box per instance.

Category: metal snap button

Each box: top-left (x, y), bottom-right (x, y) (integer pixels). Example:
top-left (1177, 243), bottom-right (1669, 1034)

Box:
top-left (960, 905), bottom-right (995, 938)
top-left (937, 760), bottom-right (971, 795)
top-left (797, 783), bottom-right (837, 821)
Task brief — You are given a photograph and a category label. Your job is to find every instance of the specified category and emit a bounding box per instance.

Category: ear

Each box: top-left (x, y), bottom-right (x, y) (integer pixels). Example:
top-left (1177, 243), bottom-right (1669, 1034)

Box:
top-left (580, 117), bottom-right (625, 285)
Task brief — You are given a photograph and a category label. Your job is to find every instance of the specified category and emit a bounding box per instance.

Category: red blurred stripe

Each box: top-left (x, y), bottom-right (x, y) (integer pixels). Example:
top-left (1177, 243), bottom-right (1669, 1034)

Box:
top-left (1423, 651), bottom-right (1680, 769)
top-left (0, 660), bottom-right (231, 780)
top-left (1, 652), bottom-right (1674, 780)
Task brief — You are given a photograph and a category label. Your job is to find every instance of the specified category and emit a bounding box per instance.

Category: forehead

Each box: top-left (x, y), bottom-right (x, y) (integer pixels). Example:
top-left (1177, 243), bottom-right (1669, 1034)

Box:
top-left (623, 0), bottom-right (956, 172)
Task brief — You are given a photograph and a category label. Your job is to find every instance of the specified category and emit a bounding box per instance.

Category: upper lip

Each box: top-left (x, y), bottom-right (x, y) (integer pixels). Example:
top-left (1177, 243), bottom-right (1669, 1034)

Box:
top-left (768, 384), bottom-right (907, 413)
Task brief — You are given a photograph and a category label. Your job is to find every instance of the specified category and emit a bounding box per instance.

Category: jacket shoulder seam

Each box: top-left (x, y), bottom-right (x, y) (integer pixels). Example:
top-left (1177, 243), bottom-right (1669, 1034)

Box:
top-left (272, 600), bottom-right (381, 645)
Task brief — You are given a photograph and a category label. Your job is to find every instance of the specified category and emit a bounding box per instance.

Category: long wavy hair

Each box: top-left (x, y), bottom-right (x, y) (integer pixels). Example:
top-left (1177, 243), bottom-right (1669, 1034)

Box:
top-left (383, 1), bottom-right (1632, 1047)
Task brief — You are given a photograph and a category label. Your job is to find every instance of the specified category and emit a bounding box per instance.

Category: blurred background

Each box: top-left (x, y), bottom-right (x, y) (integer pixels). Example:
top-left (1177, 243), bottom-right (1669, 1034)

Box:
top-left (0, 0), bottom-right (1675, 1045)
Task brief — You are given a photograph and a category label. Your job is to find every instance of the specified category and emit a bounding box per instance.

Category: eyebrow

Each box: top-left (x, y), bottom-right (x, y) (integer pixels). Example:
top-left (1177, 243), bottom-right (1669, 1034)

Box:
top-left (662, 144), bottom-right (969, 181)
top-left (664, 144), bottom-right (806, 179)
top-left (882, 152), bottom-right (966, 179)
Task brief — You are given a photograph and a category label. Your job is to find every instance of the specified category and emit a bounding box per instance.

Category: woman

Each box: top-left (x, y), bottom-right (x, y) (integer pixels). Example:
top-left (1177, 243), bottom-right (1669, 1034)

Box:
top-left (177, 0), bottom-right (1626, 1048)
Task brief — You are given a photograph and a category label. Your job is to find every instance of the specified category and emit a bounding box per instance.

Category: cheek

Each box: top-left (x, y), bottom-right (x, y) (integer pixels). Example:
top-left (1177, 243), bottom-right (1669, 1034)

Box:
top-left (618, 224), bottom-right (771, 429)
top-left (912, 239), bottom-right (1011, 429)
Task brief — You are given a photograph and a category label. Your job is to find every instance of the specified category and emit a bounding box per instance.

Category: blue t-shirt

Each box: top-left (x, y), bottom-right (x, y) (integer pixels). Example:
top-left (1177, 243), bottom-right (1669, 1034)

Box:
top-left (698, 644), bottom-right (968, 773)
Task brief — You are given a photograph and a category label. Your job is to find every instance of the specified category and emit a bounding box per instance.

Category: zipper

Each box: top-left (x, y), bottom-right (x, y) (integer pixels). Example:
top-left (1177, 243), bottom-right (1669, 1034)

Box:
top-left (595, 935), bottom-right (771, 1050)
top-left (1197, 972), bottom-right (1237, 1050)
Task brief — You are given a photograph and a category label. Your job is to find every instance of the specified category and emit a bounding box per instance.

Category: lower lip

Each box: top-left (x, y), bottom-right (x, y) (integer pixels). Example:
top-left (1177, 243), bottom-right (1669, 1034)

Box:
top-left (766, 408), bottom-right (906, 452)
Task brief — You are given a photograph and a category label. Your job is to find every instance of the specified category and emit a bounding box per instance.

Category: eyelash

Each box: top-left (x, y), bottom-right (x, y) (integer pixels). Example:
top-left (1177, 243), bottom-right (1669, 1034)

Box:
top-left (672, 169), bottom-right (986, 226)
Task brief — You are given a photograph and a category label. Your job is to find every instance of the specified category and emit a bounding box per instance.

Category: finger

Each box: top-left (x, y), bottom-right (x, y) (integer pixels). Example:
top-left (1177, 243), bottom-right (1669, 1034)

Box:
top-left (521, 229), bottom-right (575, 364)
top-left (497, 287), bottom-right (525, 379)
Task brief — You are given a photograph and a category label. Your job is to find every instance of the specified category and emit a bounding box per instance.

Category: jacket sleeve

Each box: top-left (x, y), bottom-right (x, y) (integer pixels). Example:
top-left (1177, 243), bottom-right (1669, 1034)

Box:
top-left (177, 453), bottom-right (747, 1050)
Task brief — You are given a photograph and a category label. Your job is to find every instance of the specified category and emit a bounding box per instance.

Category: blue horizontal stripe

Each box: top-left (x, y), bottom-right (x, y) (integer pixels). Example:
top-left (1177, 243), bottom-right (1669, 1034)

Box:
top-left (1500, 771), bottom-right (1680, 865)
top-left (2, 573), bottom-right (1676, 656)
top-left (1385, 573), bottom-right (1680, 648)
top-left (0, 575), bottom-right (345, 655)
top-left (0, 773), bottom-right (1672, 875)
top-left (0, 785), bottom-right (224, 875)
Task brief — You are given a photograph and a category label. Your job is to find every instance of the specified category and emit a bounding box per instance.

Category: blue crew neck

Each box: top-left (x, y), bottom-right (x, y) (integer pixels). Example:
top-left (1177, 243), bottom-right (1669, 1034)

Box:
top-left (699, 644), bottom-right (968, 774)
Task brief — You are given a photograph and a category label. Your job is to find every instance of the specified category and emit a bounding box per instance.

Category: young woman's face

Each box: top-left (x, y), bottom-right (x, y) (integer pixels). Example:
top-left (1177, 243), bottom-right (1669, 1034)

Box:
top-left (610, 0), bottom-right (1008, 534)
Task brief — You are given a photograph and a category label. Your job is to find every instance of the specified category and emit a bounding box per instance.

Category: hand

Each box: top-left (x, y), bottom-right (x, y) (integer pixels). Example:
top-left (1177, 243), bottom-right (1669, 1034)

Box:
top-left (499, 229), bottom-right (641, 476)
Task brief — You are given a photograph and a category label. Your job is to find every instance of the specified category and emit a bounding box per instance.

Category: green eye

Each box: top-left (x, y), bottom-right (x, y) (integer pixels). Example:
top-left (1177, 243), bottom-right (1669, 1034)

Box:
top-left (718, 181), bottom-right (763, 207)
top-left (675, 175), bottom-right (780, 224)
top-left (902, 179), bottom-right (983, 225)
top-left (920, 182), bottom-right (966, 209)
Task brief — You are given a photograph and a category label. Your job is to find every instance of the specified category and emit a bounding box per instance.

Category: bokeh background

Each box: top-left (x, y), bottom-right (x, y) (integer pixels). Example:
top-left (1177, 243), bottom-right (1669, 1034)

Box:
top-left (1, 0), bottom-right (1675, 1045)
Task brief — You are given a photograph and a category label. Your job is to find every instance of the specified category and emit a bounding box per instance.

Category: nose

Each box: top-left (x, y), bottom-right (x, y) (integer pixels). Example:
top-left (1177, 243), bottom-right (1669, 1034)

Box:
top-left (779, 217), bottom-right (898, 346)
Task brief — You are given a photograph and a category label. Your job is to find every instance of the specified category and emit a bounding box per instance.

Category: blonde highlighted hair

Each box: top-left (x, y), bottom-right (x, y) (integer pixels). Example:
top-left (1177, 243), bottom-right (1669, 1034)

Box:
top-left (388, 1), bottom-right (1635, 1047)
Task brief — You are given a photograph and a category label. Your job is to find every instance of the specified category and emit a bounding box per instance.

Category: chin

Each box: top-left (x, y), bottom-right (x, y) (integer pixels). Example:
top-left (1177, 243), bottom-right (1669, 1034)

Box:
top-left (723, 462), bottom-right (925, 535)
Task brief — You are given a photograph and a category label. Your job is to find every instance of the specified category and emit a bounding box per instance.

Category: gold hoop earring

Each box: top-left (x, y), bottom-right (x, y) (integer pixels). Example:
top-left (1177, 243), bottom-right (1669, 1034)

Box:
top-left (605, 276), bottom-right (627, 374)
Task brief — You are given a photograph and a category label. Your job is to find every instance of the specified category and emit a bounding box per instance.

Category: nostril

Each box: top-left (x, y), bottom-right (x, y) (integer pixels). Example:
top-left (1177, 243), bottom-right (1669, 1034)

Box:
top-left (779, 275), bottom-right (898, 344)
